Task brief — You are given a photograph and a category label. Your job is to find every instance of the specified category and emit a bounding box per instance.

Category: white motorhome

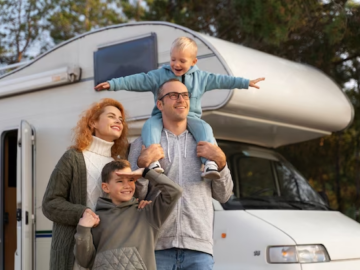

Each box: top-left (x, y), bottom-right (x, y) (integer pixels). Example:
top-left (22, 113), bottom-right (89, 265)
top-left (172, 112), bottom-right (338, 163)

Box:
top-left (0, 22), bottom-right (359, 270)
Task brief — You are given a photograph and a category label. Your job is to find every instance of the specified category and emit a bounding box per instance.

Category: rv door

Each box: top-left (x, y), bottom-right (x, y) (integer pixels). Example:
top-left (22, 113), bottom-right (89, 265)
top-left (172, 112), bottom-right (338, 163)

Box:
top-left (15, 121), bottom-right (35, 270)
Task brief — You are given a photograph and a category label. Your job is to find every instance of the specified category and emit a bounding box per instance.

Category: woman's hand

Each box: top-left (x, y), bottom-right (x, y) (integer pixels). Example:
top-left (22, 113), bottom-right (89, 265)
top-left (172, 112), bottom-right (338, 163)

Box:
top-left (79, 209), bottom-right (100, 227)
top-left (94, 82), bottom-right (110, 91)
top-left (249, 77), bottom-right (265, 89)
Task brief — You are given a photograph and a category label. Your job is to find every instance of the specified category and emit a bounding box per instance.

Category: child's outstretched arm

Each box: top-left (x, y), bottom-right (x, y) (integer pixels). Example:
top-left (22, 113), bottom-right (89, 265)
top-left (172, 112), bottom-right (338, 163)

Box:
top-left (201, 71), bottom-right (265, 92)
top-left (74, 211), bottom-right (98, 268)
top-left (94, 69), bottom-right (161, 92)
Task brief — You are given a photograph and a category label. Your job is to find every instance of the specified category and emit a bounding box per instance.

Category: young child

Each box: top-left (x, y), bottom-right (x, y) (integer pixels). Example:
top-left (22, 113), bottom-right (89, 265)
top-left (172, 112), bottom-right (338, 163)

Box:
top-left (74, 160), bottom-right (182, 270)
top-left (95, 37), bottom-right (265, 179)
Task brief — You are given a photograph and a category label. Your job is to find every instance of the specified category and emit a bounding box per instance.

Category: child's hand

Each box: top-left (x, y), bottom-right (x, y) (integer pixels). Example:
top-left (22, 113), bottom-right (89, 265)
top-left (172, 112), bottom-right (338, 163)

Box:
top-left (115, 168), bottom-right (144, 178)
top-left (94, 82), bottom-right (110, 91)
top-left (249, 77), bottom-right (265, 89)
top-left (137, 199), bottom-right (152, 209)
top-left (79, 209), bottom-right (100, 228)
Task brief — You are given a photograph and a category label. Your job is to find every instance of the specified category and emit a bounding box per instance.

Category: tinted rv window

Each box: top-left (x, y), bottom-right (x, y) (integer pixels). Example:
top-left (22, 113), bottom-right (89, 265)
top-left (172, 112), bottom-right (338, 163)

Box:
top-left (237, 157), bottom-right (278, 197)
top-left (218, 140), bottom-right (329, 211)
top-left (94, 33), bottom-right (158, 85)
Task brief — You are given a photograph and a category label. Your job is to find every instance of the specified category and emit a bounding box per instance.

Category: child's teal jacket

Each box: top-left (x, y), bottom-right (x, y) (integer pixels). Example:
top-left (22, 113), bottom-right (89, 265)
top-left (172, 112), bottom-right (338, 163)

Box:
top-left (108, 65), bottom-right (249, 118)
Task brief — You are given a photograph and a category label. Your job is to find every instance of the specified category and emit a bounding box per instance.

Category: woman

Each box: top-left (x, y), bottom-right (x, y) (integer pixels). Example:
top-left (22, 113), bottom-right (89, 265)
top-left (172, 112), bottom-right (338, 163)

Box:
top-left (42, 98), bottom-right (129, 270)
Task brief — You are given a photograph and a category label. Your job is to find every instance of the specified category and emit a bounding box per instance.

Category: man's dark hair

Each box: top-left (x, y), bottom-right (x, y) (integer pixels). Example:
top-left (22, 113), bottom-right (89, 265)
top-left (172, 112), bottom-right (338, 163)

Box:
top-left (101, 160), bottom-right (131, 183)
top-left (157, 78), bottom-right (182, 99)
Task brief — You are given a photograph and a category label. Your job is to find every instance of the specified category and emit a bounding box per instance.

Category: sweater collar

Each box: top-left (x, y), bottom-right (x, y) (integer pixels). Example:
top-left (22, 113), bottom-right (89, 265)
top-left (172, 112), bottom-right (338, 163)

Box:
top-left (163, 128), bottom-right (189, 137)
top-left (96, 197), bottom-right (138, 210)
top-left (86, 136), bottom-right (114, 157)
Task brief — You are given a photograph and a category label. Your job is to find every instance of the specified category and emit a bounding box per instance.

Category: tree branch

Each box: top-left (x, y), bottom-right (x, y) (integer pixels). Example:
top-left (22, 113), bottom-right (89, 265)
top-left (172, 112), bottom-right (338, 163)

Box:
top-left (333, 53), bottom-right (360, 65)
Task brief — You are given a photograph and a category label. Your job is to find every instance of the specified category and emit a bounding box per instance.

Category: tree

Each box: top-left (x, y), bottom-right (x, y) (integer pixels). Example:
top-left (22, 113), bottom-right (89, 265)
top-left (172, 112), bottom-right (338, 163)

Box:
top-left (0, 0), bottom-right (141, 64)
top-left (0, 0), bottom-right (53, 64)
top-left (47, 0), bottom-right (131, 44)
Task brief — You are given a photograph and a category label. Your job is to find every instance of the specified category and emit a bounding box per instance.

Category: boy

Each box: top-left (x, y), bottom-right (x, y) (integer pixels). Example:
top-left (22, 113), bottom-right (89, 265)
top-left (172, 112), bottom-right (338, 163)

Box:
top-left (74, 160), bottom-right (182, 270)
top-left (95, 37), bottom-right (265, 179)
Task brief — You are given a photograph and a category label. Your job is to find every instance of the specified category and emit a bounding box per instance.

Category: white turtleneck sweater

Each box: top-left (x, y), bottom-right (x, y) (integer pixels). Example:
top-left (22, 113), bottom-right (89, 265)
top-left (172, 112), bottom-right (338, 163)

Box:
top-left (74, 136), bottom-right (114, 270)
top-left (82, 136), bottom-right (114, 211)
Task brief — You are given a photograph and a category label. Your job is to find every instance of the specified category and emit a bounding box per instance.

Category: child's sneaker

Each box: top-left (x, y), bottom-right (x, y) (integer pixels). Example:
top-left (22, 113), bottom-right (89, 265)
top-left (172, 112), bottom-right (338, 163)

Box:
top-left (149, 161), bottom-right (164, 174)
top-left (201, 161), bottom-right (220, 179)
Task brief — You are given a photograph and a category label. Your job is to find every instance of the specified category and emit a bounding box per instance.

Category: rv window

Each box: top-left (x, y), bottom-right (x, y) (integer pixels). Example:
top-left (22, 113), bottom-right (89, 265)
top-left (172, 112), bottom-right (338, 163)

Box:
top-left (236, 157), bottom-right (278, 197)
top-left (275, 162), bottom-right (326, 204)
top-left (94, 33), bottom-right (158, 85)
top-left (217, 140), bottom-right (329, 210)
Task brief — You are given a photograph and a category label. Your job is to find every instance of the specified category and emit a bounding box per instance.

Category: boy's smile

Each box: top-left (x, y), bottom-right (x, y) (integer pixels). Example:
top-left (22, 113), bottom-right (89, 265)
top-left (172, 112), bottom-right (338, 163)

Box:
top-left (102, 167), bottom-right (137, 205)
top-left (170, 48), bottom-right (198, 77)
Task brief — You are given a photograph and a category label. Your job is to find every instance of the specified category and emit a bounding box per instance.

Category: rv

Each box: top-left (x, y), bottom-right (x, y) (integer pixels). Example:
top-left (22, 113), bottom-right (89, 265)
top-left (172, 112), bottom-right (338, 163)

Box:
top-left (0, 22), bottom-right (359, 270)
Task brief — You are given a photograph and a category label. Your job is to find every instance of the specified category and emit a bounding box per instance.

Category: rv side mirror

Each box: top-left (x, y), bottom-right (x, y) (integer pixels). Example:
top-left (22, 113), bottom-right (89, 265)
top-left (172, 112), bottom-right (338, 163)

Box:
top-left (317, 191), bottom-right (329, 206)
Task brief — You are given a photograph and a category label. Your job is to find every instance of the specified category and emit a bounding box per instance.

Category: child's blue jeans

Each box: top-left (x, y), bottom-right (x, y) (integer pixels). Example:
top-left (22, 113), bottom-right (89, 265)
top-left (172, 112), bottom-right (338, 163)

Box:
top-left (141, 113), bottom-right (215, 164)
top-left (155, 248), bottom-right (214, 270)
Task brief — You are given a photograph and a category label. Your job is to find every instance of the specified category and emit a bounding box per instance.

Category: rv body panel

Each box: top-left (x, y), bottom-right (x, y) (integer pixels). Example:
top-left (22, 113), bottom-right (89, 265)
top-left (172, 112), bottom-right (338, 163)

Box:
top-left (247, 210), bottom-right (360, 261)
top-left (301, 260), bottom-right (360, 270)
top-left (213, 211), bottom-right (300, 270)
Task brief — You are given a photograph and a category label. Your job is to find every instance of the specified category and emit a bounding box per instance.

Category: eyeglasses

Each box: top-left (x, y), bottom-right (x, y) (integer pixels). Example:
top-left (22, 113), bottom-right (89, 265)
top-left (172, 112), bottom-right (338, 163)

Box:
top-left (158, 92), bottom-right (191, 101)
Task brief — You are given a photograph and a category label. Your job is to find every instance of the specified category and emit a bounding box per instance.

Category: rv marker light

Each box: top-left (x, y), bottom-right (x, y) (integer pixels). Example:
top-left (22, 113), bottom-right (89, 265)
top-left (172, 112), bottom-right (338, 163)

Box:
top-left (268, 245), bottom-right (330, 264)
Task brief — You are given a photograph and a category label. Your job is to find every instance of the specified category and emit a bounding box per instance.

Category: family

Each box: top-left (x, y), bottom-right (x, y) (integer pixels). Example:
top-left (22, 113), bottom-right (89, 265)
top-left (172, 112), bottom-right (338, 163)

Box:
top-left (42, 37), bottom-right (264, 270)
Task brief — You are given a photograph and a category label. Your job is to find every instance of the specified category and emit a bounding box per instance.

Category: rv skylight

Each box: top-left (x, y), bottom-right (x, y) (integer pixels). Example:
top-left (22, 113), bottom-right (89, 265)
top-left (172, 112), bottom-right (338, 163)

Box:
top-left (0, 66), bottom-right (81, 98)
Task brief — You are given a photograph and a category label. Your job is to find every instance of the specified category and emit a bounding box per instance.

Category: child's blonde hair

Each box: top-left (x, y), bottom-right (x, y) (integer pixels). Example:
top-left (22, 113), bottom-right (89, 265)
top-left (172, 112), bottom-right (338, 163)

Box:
top-left (171, 37), bottom-right (198, 58)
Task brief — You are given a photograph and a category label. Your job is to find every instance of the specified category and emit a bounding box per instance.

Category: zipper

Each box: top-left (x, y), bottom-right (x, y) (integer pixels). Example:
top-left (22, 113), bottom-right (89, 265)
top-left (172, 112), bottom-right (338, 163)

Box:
top-left (175, 136), bottom-right (182, 246)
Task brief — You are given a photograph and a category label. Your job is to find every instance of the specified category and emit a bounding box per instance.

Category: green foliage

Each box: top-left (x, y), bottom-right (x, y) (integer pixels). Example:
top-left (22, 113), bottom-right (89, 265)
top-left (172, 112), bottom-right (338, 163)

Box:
top-left (0, 0), bottom-right (53, 64)
top-left (0, 0), bottom-right (141, 62)
top-left (48, 0), bottom-right (128, 44)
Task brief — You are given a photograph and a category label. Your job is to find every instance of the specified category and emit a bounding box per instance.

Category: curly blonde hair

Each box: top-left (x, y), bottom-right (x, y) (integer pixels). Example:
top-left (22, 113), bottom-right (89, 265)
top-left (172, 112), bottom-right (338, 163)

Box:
top-left (71, 98), bottom-right (129, 159)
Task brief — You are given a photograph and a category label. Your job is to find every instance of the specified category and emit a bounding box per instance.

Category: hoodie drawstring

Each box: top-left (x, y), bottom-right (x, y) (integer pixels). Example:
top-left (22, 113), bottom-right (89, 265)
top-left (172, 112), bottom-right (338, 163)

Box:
top-left (184, 131), bottom-right (188, 158)
top-left (165, 129), bottom-right (171, 163)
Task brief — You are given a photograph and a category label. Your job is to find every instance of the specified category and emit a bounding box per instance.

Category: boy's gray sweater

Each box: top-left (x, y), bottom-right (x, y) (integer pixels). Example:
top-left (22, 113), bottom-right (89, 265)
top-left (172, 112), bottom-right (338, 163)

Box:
top-left (74, 170), bottom-right (182, 270)
top-left (129, 129), bottom-right (234, 255)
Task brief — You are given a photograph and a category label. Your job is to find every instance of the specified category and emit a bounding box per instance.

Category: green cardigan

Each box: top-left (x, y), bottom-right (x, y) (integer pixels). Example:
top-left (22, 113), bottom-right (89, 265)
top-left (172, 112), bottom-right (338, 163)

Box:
top-left (42, 149), bottom-right (88, 270)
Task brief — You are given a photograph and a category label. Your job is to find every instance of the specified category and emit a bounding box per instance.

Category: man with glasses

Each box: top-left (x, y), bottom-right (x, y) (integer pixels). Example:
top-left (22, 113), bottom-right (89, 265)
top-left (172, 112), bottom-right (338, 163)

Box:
top-left (128, 79), bottom-right (233, 270)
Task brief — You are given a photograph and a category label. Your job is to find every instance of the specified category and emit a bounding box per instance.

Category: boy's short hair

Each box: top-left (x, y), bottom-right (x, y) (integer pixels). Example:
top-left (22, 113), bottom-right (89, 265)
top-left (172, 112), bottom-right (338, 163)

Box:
top-left (171, 37), bottom-right (198, 57)
top-left (101, 160), bottom-right (131, 183)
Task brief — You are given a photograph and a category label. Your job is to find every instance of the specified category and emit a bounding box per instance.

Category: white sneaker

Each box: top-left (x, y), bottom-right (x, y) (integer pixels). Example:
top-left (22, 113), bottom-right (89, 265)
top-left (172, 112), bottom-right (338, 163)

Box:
top-left (149, 161), bottom-right (164, 174)
top-left (201, 161), bottom-right (220, 179)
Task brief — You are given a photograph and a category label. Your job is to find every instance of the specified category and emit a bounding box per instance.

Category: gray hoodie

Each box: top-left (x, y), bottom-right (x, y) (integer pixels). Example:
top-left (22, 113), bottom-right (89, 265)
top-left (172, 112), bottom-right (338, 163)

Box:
top-left (128, 129), bottom-right (233, 255)
top-left (74, 169), bottom-right (183, 270)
